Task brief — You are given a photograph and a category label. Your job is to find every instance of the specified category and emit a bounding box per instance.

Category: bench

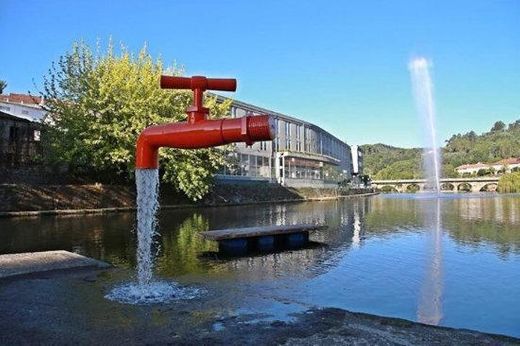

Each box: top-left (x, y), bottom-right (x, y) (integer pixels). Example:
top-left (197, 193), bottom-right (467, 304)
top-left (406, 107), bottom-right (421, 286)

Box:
top-left (200, 224), bottom-right (328, 255)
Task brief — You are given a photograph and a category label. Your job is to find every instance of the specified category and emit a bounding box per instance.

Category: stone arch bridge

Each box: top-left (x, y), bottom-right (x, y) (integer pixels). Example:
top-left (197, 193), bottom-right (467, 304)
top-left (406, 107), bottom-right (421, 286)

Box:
top-left (371, 177), bottom-right (500, 193)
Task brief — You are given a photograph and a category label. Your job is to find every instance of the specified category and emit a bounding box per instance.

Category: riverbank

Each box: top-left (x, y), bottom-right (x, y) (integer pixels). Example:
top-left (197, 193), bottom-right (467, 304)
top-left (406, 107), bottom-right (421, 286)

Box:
top-left (0, 182), bottom-right (376, 217)
top-left (0, 267), bottom-right (517, 345)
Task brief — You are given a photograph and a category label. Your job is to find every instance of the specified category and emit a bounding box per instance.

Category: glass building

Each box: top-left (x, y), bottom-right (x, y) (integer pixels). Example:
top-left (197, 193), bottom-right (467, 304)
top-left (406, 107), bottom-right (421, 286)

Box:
top-left (213, 94), bottom-right (354, 188)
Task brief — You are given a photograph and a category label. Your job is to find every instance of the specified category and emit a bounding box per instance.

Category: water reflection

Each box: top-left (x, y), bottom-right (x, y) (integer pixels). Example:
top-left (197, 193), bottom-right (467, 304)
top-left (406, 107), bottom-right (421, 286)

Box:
top-left (417, 198), bottom-right (443, 325)
top-left (0, 194), bottom-right (519, 336)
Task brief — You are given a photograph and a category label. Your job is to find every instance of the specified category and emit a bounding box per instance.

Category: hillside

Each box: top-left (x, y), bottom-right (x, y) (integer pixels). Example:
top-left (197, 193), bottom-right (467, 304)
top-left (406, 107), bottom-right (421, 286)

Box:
top-left (362, 119), bottom-right (520, 180)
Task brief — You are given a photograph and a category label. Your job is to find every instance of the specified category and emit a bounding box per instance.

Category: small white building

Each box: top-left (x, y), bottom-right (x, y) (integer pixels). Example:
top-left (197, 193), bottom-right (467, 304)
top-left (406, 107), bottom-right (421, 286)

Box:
top-left (455, 162), bottom-right (491, 175)
top-left (0, 93), bottom-right (47, 123)
top-left (456, 158), bottom-right (520, 175)
top-left (490, 158), bottom-right (520, 173)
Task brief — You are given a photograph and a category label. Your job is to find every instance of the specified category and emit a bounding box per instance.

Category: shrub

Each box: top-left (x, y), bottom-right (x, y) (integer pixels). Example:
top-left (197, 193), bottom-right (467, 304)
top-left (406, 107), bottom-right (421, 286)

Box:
top-left (497, 172), bottom-right (520, 193)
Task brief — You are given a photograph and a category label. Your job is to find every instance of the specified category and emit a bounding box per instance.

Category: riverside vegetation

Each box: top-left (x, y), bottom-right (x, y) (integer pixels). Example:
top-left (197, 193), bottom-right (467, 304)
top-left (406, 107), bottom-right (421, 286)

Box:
top-left (41, 40), bottom-right (231, 201)
top-left (362, 119), bottom-right (520, 192)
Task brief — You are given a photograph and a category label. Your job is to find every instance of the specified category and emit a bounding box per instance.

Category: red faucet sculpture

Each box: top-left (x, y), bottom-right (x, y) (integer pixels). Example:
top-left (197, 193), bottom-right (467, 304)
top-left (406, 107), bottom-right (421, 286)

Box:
top-left (136, 75), bottom-right (276, 169)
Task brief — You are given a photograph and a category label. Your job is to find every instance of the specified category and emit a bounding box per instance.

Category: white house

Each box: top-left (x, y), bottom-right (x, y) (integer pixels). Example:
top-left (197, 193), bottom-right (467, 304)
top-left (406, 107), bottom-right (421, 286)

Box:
top-left (456, 158), bottom-right (520, 175)
top-left (0, 93), bottom-right (47, 123)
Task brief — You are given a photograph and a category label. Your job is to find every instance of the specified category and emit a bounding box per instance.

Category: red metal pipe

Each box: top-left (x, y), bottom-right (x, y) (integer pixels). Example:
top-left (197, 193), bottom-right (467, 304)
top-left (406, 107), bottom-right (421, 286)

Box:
top-left (135, 76), bottom-right (276, 169)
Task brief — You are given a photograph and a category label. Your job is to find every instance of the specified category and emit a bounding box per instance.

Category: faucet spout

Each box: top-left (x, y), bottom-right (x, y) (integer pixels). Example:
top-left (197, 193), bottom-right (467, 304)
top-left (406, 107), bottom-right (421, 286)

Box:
top-left (136, 115), bottom-right (275, 169)
top-left (135, 75), bottom-right (276, 169)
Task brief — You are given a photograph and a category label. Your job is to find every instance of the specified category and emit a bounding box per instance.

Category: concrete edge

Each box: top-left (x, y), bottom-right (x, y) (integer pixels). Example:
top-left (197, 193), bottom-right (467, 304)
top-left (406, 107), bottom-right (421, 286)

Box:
top-left (0, 250), bottom-right (111, 279)
top-left (0, 192), bottom-right (379, 218)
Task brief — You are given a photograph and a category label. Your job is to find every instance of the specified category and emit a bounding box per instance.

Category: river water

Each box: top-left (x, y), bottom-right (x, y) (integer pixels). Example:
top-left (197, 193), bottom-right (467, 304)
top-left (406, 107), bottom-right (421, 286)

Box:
top-left (1, 193), bottom-right (519, 337)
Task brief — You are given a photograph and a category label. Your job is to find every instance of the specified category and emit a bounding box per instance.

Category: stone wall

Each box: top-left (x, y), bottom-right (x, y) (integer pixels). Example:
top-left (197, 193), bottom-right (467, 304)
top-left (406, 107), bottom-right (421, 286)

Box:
top-left (0, 181), bottom-right (373, 213)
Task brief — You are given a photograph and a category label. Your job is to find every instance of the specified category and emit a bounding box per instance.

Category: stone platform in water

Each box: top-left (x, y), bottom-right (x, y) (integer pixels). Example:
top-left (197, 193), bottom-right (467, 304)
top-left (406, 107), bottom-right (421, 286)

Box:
top-left (200, 224), bottom-right (327, 255)
top-left (0, 250), bottom-right (110, 279)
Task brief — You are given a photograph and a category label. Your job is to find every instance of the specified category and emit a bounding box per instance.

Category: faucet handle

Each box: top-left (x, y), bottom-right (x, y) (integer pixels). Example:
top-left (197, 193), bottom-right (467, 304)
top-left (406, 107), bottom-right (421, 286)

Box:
top-left (160, 75), bottom-right (236, 92)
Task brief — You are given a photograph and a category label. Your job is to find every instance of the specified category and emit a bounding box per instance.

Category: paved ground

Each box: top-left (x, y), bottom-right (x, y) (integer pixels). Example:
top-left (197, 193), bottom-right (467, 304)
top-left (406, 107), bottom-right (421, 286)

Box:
top-left (0, 267), bottom-right (518, 345)
top-left (0, 250), bottom-right (110, 278)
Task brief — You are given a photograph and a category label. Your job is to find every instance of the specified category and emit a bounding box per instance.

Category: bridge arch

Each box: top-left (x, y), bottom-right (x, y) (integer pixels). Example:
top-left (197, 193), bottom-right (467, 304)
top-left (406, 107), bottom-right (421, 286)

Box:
top-left (406, 183), bottom-right (420, 193)
top-left (457, 183), bottom-right (472, 192)
top-left (480, 183), bottom-right (498, 192)
top-left (423, 183), bottom-right (438, 191)
top-left (380, 185), bottom-right (398, 193)
top-left (440, 183), bottom-right (454, 191)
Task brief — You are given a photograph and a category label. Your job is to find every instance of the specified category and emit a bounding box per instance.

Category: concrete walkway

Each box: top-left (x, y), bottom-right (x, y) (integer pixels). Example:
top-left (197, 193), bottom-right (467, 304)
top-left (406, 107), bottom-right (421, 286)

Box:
top-left (0, 266), bottom-right (518, 344)
top-left (0, 250), bottom-right (109, 278)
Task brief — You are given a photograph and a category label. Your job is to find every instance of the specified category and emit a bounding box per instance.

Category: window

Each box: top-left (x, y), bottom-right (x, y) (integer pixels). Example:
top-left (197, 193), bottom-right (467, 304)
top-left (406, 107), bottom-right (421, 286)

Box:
top-left (235, 107), bottom-right (246, 118)
top-left (22, 110), bottom-right (29, 115)
top-left (0, 105), bottom-right (10, 111)
top-left (296, 125), bottom-right (302, 151)
top-left (285, 122), bottom-right (290, 149)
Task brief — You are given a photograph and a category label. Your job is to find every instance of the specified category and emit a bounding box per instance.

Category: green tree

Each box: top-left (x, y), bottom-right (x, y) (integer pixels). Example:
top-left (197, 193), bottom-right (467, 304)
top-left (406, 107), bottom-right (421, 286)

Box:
top-left (490, 121), bottom-right (506, 132)
top-left (0, 80), bottom-right (7, 94)
top-left (497, 172), bottom-right (520, 193)
top-left (42, 41), bottom-right (232, 200)
top-left (477, 168), bottom-right (494, 176)
top-left (441, 163), bottom-right (458, 178)
top-left (508, 120), bottom-right (520, 131)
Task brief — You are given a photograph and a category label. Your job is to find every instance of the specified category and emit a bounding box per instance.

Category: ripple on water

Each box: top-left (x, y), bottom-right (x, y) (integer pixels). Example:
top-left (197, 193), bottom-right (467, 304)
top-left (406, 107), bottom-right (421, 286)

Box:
top-left (105, 281), bottom-right (204, 305)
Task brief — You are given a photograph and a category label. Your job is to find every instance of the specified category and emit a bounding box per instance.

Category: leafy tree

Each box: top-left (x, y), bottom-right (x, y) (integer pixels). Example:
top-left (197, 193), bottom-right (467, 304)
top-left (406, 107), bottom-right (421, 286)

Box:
top-left (441, 164), bottom-right (458, 178)
top-left (490, 121), bottom-right (506, 132)
top-left (373, 158), bottom-right (422, 180)
top-left (0, 80), bottom-right (6, 94)
top-left (477, 168), bottom-right (494, 177)
top-left (497, 172), bottom-right (520, 193)
top-left (508, 120), bottom-right (520, 131)
top-left (41, 41), bottom-right (232, 200)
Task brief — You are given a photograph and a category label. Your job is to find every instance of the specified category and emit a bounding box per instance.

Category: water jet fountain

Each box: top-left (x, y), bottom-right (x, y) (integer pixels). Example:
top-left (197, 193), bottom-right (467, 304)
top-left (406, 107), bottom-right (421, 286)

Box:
top-left (409, 57), bottom-right (444, 325)
top-left (409, 57), bottom-right (441, 193)
top-left (106, 75), bottom-right (275, 304)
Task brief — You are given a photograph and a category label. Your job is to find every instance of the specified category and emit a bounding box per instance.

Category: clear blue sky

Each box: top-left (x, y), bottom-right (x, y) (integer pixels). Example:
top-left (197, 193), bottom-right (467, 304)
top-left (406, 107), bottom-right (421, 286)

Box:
top-left (1, 0), bottom-right (518, 147)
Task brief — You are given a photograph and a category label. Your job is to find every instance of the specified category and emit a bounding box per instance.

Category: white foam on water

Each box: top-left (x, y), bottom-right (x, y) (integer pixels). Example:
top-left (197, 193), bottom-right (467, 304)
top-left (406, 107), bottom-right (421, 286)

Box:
top-left (105, 281), bottom-right (204, 305)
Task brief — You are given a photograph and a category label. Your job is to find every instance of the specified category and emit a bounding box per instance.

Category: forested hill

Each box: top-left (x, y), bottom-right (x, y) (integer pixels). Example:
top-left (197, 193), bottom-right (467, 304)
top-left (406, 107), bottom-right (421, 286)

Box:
top-left (362, 119), bottom-right (520, 180)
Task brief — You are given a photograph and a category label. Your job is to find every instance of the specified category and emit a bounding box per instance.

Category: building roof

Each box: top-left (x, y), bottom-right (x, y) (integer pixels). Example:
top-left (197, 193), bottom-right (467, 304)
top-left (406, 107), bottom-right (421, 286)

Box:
top-left (455, 162), bottom-right (490, 170)
top-left (0, 93), bottom-right (43, 106)
top-left (493, 157), bottom-right (520, 166)
top-left (456, 157), bottom-right (520, 170)
top-left (0, 110), bottom-right (36, 123)
top-left (210, 92), bottom-right (350, 149)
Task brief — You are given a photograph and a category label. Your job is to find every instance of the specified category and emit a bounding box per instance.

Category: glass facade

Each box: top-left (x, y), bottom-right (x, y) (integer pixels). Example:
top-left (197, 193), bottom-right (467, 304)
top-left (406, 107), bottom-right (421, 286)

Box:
top-left (213, 94), bottom-right (355, 186)
top-left (220, 153), bottom-right (272, 178)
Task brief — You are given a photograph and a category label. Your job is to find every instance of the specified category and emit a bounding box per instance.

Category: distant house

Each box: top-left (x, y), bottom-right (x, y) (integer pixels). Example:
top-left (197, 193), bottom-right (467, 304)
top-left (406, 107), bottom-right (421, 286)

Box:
top-left (490, 158), bottom-right (520, 173)
top-left (0, 93), bottom-right (47, 123)
top-left (456, 158), bottom-right (520, 176)
top-left (455, 162), bottom-right (491, 175)
top-left (0, 110), bottom-right (41, 166)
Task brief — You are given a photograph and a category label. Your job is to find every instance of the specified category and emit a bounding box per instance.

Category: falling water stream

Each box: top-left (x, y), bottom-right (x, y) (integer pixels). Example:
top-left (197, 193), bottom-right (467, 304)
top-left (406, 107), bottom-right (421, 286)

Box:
top-left (105, 169), bottom-right (201, 304)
